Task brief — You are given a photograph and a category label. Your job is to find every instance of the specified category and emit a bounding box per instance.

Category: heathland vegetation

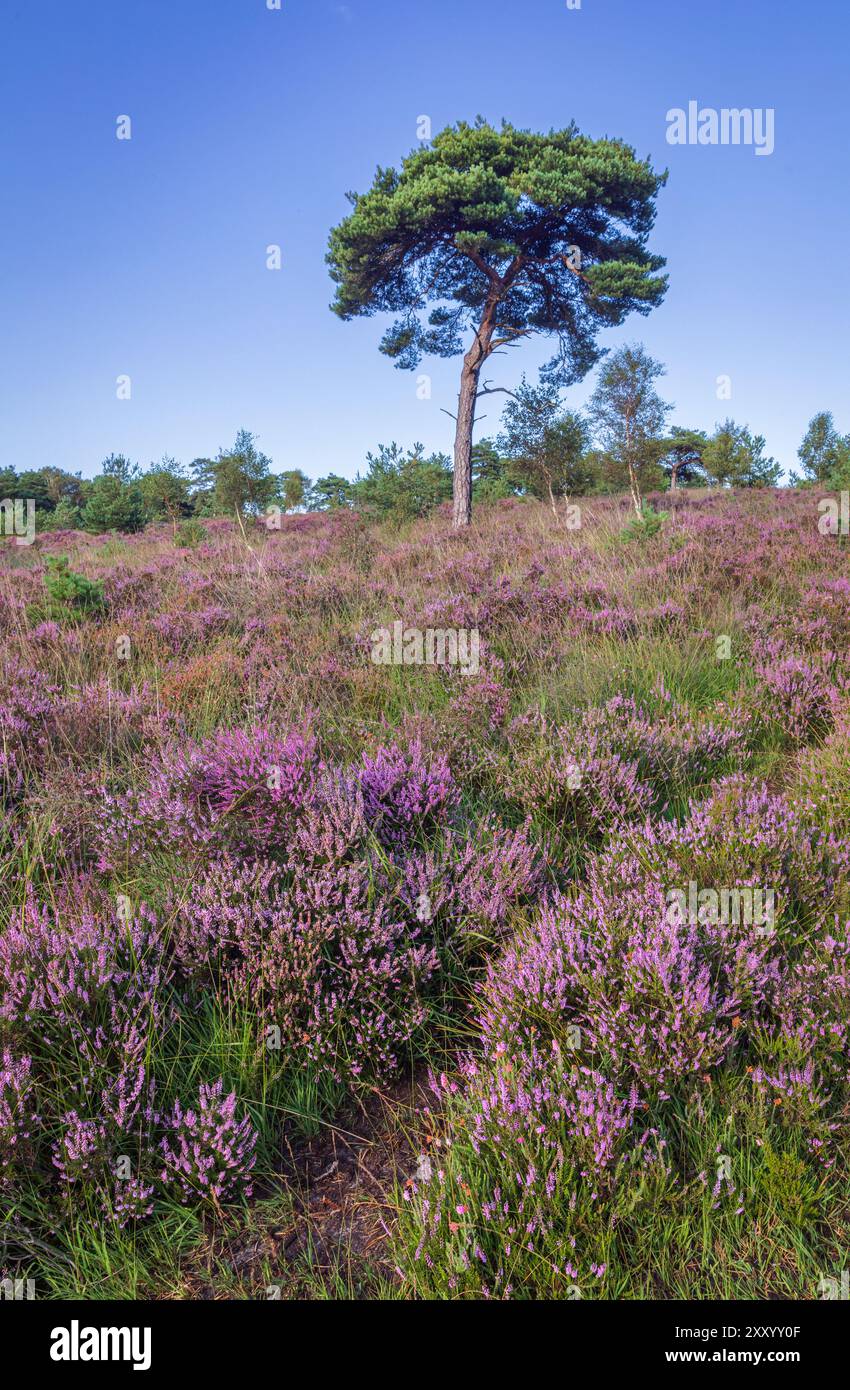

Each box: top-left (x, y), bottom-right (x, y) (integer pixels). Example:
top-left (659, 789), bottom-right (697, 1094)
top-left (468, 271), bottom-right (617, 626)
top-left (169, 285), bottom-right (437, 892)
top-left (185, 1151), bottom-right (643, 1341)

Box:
top-left (2, 117), bottom-right (849, 1303)
top-left (2, 483), bottom-right (850, 1298)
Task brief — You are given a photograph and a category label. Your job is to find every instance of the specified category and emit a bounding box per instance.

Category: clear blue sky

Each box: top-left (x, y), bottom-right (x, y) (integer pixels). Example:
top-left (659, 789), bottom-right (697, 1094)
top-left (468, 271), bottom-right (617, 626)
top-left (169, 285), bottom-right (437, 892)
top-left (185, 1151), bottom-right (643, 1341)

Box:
top-left (2, 0), bottom-right (848, 483)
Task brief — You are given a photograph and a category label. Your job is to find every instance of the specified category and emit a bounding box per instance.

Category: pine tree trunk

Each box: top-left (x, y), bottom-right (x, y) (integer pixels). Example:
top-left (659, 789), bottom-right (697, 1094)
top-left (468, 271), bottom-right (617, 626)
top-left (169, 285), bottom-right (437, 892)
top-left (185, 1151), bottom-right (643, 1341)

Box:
top-left (452, 308), bottom-right (496, 529)
top-left (453, 361), bottom-right (478, 528)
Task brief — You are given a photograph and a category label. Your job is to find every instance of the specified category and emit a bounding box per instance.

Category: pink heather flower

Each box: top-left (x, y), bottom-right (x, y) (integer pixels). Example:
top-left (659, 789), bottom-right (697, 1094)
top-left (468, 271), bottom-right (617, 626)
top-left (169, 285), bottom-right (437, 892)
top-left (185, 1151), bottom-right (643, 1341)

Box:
top-left (160, 1080), bottom-right (257, 1205)
top-left (0, 1051), bottom-right (36, 1184)
top-left (358, 740), bottom-right (458, 846)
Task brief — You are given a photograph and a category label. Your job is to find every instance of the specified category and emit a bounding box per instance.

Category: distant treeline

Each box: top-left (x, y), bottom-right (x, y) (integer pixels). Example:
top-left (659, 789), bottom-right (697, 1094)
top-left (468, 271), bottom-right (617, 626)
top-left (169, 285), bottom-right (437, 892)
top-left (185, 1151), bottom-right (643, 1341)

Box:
top-left (3, 388), bottom-right (849, 537)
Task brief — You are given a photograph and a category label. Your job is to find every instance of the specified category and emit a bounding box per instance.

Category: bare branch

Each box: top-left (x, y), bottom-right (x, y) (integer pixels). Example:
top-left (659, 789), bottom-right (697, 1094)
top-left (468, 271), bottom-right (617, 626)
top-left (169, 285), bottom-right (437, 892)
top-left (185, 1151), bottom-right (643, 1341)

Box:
top-left (475, 382), bottom-right (519, 402)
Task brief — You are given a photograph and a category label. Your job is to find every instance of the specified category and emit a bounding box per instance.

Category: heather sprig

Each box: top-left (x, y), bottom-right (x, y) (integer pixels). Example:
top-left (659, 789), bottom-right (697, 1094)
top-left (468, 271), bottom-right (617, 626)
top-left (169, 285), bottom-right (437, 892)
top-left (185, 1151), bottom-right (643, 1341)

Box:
top-left (159, 1080), bottom-right (257, 1206)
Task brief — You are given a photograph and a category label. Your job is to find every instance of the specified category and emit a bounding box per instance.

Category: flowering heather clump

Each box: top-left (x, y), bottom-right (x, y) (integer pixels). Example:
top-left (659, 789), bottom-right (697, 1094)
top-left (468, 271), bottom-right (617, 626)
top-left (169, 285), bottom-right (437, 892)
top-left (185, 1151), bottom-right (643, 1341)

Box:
top-left (290, 768), bottom-right (368, 866)
top-left (108, 1176), bottom-right (157, 1229)
top-left (400, 774), bottom-right (850, 1296)
top-left (403, 1058), bottom-right (653, 1298)
top-left (96, 741), bottom-right (220, 867)
top-left (452, 1049), bottom-right (647, 1175)
top-left (0, 662), bottom-right (58, 798)
top-left (0, 894), bottom-right (178, 1220)
top-left (504, 707), bottom-right (652, 835)
top-left (271, 900), bottom-right (437, 1080)
top-left (576, 692), bottom-right (750, 794)
top-left (477, 878), bottom-right (760, 1099)
top-left (160, 1080), bottom-right (257, 1205)
top-left (601, 775), bottom-right (850, 932)
top-left (358, 740), bottom-right (458, 846)
top-left (97, 723), bottom-right (318, 865)
top-left (393, 818), bottom-right (543, 945)
top-left (503, 694), bottom-right (748, 841)
top-left (199, 724), bottom-right (317, 850)
top-left (170, 851), bottom-right (439, 1082)
top-left (47, 1072), bottom-right (253, 1223)
top-left (766, 927), bottom-right (850, 1090)
top-left (448, 819), bottom-right (543, 937)
top-left (0, 1051), bottom-right (36, 1184)
top-left (50, 1066), bottom-right (158, 1221)
top-left (165, 855), bottom-right (279, 982)
top-left (52, 1112), bottom-right (108, 1186)
top-left (753, 653), bottom-right (834, 744)
top-left (0, 894), bottom-right (169, 1054)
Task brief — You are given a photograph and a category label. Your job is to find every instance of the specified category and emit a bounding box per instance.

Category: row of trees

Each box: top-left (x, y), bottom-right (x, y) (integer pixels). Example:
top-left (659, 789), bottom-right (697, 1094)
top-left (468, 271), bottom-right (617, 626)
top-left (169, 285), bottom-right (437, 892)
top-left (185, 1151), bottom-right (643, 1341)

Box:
top-left (303, 343), bottom-right (787, 522)
top-left (0, 432), bottom-right (310, 536)
top-left (479, 344), bottom-right (782, 517)
top-left (0, 434), bottom-right (452, 535)
top-left (2, 385), bottom-right (842, 538)
top-left (312, 395), bottom-right (842, 520)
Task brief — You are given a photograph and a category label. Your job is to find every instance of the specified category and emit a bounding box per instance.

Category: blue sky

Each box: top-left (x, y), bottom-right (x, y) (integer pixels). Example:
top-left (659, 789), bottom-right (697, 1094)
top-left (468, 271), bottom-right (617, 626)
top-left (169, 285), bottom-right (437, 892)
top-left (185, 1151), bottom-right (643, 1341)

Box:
top-left (2, 0), bottom-right (848, 483)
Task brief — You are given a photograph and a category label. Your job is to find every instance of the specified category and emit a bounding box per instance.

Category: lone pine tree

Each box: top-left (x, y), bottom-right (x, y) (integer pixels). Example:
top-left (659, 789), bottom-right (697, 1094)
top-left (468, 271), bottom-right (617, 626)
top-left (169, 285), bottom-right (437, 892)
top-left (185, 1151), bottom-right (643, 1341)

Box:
top-left (327, 119), bottom-right (667, 526)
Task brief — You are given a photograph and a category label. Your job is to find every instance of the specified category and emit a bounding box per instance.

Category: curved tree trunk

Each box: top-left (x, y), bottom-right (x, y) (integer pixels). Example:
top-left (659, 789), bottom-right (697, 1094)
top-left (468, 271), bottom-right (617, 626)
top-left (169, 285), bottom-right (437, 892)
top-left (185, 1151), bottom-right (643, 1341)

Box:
top-left (453, 360), bottom-right (479, 527)
top-left (452, 308), bottom-right (497, 529)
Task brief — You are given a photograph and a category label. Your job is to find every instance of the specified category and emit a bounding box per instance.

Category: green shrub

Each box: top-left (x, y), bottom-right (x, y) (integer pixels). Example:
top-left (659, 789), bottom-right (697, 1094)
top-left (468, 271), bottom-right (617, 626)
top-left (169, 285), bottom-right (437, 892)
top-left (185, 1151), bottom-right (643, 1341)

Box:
top-left (38, 555), bottom-right (105, 621)
top-left (175, 518), bottom-right (206, 549)
top-left (758, 1144), bottom-right (822, 1228)
top-left (51, 499), bottom-right (82, 530)
top-left (82, 475), bottom-right (145, 534)
top-left (620, 501), bottom-right (669, 542)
